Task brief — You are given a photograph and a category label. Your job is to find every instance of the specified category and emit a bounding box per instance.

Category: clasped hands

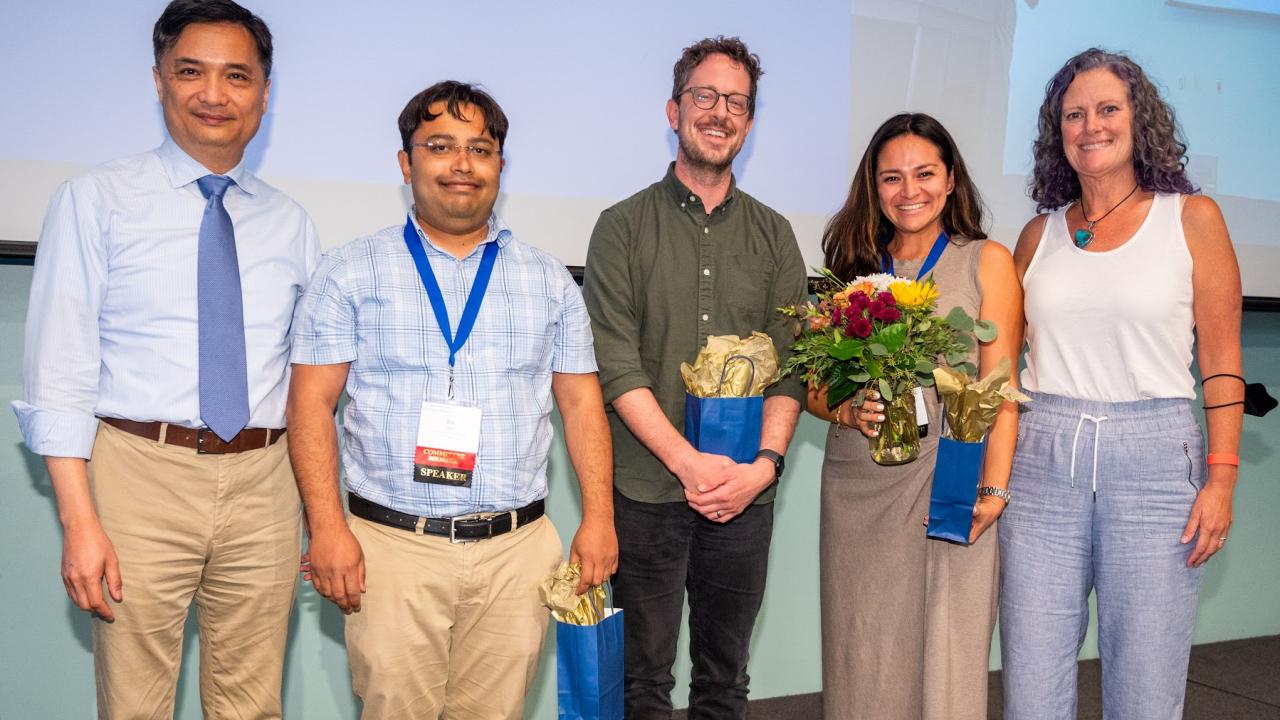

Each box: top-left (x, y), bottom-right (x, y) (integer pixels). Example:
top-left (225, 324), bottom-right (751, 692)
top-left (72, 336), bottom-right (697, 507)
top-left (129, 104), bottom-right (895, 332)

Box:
top-left (676, 450), bottom-right (774, 524)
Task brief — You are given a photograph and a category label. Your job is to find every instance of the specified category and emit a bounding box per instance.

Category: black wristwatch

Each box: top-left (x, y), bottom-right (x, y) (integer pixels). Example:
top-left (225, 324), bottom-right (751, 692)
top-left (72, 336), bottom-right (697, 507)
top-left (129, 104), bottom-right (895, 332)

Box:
top-left (755, 449), bottom-right (785, 480)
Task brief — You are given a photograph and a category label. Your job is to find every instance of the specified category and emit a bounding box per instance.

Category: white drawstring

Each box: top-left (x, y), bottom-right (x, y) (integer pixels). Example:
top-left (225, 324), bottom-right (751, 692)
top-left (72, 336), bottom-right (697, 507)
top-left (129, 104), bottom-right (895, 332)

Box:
top-left (1069, 412), bottom-right (1110, 493)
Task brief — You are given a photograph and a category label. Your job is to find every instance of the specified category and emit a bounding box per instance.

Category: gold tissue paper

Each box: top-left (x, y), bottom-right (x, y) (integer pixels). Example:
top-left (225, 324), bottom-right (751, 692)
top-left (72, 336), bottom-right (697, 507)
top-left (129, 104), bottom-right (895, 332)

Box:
top-left (932, 357), bottom-right (1031, 443)
top-left (680, 332), bottom-right (780, 398)
top-left (539, 561), bottom-right (608, 626)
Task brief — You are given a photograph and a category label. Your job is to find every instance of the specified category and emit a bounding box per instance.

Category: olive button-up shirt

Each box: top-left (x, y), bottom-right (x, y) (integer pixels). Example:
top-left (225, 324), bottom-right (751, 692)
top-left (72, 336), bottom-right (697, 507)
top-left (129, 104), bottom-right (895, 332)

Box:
top-left (583, 164), bottom-right (807, 504)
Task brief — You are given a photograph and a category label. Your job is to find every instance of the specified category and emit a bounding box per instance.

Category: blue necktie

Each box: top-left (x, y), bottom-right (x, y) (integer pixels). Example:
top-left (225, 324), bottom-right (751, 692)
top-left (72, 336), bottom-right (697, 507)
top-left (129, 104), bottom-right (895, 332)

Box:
top-left (197, 175), bottom-right (250, 442)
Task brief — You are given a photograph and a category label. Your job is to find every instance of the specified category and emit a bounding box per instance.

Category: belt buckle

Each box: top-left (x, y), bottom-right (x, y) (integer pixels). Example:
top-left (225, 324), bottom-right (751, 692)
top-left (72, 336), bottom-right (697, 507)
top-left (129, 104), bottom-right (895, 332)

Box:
top-left (449, 512), bottom-right (496, 544)
top-left (195, 428), bottom-right (218, 455)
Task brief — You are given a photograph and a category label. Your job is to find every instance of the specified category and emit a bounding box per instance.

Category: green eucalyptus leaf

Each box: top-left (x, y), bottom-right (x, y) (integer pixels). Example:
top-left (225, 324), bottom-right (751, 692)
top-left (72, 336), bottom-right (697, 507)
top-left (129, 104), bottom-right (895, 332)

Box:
top-left (878, 378), bottom-right (893, 401)
top-left (953, 361), bottom-right (978, 377)
top-left (916, 320), bottom-right (931, 332)
top-left (945, 351), bottom-right (969, 366)
top-left (915, 358), bottom-right (936, 374)
top-left (945, 305), bottom-right (975, 332)
top-left (974, 319), bottom-right (998, 342)
top-left (918, 374), bottom-right (936, 387)
top-left (848, 370), bottom-right (871, 383)
top-left (869, 343), bottom-right (888, 356)
top-left (956, 333), bottom-right (976, 350)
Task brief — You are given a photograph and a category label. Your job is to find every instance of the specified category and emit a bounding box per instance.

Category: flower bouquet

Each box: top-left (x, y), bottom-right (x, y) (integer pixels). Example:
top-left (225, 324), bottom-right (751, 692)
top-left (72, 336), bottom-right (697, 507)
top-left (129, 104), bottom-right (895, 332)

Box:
top-left (780, 269), bottom-right (993, 465)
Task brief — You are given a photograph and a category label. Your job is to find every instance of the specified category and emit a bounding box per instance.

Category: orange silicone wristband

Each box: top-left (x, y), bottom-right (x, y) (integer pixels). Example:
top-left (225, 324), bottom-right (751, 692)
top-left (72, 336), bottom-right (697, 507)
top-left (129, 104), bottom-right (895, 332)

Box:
top-left (1206, 453), bottom-right (1240, 466)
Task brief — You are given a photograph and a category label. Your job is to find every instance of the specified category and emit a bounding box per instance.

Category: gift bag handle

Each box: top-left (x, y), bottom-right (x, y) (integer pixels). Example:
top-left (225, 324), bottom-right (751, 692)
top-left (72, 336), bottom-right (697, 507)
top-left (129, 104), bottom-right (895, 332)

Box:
top-left (585, 580), bottom-right (615, 622)
top-left (718, 355), bottom-right (756, 398)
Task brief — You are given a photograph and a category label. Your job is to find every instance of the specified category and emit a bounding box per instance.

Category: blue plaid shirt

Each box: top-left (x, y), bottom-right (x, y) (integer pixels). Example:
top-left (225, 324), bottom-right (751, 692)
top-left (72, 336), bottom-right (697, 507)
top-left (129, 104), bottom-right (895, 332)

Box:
top-left (291, 215), bottom-right (597, 517)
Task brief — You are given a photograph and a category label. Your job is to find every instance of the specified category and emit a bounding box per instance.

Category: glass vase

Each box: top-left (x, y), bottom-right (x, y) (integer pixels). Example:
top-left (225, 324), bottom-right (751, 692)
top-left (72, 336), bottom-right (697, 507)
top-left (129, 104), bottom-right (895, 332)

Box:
top-left (869, 391), bottom-right (920, 465)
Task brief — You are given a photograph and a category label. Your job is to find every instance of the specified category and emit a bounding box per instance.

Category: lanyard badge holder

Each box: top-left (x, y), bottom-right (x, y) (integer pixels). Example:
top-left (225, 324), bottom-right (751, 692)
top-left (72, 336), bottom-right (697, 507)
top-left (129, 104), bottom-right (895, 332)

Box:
top-left (884, 231), bottom-right (949, 439)
top-left (403, 217), bottom-right (498, 489)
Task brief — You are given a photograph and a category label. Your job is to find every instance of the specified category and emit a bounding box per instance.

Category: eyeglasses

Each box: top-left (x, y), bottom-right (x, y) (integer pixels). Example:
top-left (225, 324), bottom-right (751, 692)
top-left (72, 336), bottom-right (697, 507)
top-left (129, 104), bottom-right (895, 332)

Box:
top-left (679, 86), bottom-right (751, 116)
top-left (410, 140), bottom-right (499, 161)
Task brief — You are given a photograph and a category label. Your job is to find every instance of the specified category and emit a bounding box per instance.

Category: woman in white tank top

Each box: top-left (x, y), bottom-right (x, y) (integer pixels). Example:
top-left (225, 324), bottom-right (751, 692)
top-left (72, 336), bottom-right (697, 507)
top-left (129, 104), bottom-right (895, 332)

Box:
top-left (998, 48), bottom-right (1245, 720)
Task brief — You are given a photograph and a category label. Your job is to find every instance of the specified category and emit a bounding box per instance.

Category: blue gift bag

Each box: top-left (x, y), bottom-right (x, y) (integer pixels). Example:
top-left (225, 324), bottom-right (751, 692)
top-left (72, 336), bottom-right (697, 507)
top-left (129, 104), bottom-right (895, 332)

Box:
top-left (557, 608), bottom-right (624, 720)
top-left (683, 393), bottom-right (763, 464)
top-left (682, 353), bottom-right (764, 464)
top-left (926, 436), bottom-right (986, 545)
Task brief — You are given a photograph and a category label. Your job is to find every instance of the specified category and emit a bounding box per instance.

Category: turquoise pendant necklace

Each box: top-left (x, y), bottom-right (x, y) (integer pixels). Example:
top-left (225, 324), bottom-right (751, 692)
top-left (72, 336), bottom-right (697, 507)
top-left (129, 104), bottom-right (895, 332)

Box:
top-left (1073, 183), bottom-right (1139, 248)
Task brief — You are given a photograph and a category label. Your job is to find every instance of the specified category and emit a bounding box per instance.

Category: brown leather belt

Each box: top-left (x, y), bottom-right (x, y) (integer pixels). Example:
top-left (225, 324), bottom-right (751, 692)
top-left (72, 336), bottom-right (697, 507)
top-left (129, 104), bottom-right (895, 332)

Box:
top-left (98, 417), bottom-right (285, 454)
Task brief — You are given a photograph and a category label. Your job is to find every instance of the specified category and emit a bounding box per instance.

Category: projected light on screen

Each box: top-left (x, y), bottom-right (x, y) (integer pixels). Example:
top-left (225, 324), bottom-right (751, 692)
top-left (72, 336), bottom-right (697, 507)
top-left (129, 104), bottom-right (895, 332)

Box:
top-left (1, 0), bottom-right (1277, 299)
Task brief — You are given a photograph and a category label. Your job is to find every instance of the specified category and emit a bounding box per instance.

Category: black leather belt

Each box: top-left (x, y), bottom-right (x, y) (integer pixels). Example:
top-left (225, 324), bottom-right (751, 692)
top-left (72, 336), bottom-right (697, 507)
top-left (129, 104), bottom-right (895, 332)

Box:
top-left (347, 492), bottom-right (545, 543)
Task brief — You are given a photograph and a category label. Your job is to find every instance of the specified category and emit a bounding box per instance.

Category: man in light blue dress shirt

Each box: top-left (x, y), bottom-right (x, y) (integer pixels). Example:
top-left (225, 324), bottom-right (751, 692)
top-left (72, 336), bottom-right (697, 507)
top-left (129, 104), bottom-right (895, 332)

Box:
top-left (11, 2), bottom-right (318, 717)
top-left (288, 81), bottom-right (617, 719)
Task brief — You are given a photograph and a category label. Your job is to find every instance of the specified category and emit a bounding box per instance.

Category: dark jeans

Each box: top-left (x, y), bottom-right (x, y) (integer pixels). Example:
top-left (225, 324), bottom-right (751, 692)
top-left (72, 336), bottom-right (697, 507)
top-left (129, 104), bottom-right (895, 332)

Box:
top-left (613, 489), bottom-right (774, 720)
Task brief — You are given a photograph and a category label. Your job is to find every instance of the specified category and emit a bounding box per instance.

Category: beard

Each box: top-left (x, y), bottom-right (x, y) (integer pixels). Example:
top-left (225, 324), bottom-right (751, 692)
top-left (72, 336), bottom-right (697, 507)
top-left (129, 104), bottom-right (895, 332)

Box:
top-left (675, 117), bottom-right (743, 174)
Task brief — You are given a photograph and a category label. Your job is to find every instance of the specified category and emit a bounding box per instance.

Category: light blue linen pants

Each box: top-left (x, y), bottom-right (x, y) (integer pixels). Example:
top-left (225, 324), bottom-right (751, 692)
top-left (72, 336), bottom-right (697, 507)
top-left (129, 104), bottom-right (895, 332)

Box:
top-left (998, 391), bottom-right (1206, 720)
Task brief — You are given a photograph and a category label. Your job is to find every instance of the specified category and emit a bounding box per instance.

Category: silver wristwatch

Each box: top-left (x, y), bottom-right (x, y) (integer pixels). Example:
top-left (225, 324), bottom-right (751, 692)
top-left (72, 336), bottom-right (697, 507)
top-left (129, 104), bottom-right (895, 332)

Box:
top-left (977, 485), bottom-right (1012, 503)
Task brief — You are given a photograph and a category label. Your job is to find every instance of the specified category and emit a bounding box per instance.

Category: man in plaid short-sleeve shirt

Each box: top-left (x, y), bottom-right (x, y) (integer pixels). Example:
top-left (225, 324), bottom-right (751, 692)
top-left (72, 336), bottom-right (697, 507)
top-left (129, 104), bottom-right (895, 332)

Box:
top-left (287, 81), bottom-right (617, 720)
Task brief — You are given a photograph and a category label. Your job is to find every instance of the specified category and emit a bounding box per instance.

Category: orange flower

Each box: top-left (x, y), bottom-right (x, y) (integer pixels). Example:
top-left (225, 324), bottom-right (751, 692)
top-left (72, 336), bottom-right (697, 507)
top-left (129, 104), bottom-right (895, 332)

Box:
top-left (848, 280), bottom-right (877, 297)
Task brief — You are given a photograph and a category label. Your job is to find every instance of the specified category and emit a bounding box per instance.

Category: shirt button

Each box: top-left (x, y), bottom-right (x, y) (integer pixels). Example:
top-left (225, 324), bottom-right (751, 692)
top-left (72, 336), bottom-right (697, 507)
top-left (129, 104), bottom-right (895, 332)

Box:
top-left (689, 194), bottom-right (697, 202)
top-left (703, 268), bottom-right (711, 276)
top-left (701, 313), bottom-right (709, 321)
top-left (703, 227), bottom-right (709, 235)
top-left (681, 202), bottom-right (686, 208)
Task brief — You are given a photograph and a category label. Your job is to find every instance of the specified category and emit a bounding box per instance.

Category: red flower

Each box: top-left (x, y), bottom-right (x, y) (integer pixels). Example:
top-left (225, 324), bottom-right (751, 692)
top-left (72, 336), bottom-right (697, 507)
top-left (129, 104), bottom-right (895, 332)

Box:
top-left (848, 316), bottom-right (873, 339)
top-left (868, 300), bottom-right (885, 317)
top-left (850, 292), bottom-right (871, 311)
top-left (831, 306), bottom-right (843, 326)
top-left (876, 306), bottom-right (901, 322)
top-left (877, 291), bottom-right (897, 307)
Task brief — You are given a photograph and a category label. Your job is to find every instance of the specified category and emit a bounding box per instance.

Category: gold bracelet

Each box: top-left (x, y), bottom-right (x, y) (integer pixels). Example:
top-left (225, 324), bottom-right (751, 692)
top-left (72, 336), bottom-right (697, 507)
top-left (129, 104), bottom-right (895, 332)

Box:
top-left (834, 403), bottom-right (845, 428)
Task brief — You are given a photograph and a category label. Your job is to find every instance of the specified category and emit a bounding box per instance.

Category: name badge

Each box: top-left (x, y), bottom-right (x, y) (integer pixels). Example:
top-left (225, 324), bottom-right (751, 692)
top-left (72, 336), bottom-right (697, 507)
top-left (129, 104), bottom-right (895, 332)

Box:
top-left (414, 401), bottom-right (481, 487)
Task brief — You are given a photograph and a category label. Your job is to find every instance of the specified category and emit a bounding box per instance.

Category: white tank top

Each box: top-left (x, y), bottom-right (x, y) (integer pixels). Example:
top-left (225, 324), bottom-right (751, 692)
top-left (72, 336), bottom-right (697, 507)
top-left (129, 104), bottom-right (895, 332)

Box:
top-left (1021, 192), bottom-right (1195, 402)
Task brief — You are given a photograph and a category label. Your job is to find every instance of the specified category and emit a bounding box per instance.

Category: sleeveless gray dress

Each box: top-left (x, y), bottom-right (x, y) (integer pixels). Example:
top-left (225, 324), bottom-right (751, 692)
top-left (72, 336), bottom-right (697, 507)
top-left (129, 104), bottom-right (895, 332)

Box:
top-left (819, 239), bottom-right (999, 720)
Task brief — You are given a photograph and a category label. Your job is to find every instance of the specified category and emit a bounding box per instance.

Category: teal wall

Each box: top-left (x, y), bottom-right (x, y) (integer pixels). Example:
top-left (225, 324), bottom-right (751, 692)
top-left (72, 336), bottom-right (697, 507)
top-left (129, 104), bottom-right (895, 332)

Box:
top-left (2, 260), bottom-right (1278, 717)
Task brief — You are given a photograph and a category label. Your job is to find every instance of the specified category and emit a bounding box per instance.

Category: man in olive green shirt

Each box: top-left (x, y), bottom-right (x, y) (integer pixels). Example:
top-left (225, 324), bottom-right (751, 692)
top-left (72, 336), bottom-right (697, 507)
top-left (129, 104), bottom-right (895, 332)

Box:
top-left (582, 36), bottom-right (806, 719)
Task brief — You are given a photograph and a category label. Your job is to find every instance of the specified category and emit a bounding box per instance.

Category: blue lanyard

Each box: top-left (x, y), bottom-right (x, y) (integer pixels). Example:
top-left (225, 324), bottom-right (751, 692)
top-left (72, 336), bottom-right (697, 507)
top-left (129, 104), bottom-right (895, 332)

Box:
top-left (882, 231), bottom-right (949, 279)
top-left (402, 217), bottom-right (499, 370)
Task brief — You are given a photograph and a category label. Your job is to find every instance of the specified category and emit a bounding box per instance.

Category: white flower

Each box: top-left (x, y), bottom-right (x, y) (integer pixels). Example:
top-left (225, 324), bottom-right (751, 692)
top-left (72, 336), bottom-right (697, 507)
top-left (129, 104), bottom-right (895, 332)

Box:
top-left (851, 273), bottom-right (905, 292)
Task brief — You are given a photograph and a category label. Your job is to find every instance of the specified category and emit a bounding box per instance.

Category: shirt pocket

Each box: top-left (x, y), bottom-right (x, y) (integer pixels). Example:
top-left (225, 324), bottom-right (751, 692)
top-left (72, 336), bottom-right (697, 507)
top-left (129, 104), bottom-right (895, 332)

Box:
top-left (718, 254), bottom-right (773, 316)
top-left (471, 291), bottom-right (559, 375)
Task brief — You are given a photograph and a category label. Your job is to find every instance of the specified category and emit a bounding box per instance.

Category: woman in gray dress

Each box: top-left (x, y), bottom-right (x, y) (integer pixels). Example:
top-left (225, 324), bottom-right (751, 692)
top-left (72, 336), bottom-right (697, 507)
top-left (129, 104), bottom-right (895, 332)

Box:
top-left (806, 113), bottom-right (1022, 719)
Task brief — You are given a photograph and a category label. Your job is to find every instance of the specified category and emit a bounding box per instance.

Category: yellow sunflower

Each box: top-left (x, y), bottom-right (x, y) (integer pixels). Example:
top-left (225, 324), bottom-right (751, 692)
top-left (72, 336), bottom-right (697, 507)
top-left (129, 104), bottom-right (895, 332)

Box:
top-left (888, 278), bottom-right (940, 310)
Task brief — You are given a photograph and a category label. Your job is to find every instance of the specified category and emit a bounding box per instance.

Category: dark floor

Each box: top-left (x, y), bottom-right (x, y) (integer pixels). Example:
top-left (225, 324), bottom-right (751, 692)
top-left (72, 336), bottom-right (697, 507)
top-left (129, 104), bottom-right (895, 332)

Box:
top-left (672, 634), bottom-right (1280, 719)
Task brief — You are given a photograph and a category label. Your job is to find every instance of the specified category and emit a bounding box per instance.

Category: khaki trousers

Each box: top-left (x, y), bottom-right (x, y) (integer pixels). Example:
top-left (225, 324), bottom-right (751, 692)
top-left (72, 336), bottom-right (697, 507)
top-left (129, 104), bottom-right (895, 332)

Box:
top-left (346, 513), bottom-right (563, 720)
top-left (87, 422), bottom-right (301, 720)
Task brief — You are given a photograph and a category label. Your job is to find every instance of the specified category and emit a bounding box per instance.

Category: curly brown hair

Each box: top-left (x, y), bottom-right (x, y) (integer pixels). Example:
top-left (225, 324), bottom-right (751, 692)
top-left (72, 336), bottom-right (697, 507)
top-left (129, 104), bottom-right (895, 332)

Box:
top-left (672, 36), bottom-right (763, 118)
top-left (823, 113), bottom-right (987, 282)
top-left (1031, 48), bottom-right (1195, 211)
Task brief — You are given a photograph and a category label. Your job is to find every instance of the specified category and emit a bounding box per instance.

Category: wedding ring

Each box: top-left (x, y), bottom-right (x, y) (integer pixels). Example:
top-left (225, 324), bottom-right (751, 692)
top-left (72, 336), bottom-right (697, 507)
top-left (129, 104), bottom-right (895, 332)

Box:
top-left (715, 511), bottom-right (723, 519)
